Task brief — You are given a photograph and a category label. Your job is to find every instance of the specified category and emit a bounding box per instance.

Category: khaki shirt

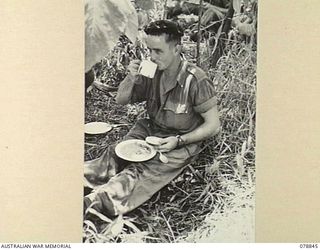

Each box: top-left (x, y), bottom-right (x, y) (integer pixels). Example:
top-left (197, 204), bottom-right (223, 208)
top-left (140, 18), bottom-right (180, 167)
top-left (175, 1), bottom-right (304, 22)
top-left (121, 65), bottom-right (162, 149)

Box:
top-left (128, 60), bottom-right (217, 134)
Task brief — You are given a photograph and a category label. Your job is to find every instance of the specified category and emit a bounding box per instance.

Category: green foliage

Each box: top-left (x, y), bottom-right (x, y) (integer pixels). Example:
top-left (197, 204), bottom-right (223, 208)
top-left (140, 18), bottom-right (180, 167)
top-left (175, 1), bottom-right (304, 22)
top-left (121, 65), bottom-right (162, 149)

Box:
top-left (232, 0), bottom-right (257, 37)
top-left (135, 0), bottom-right (155, 10)
top-left (85, 0), bottom-right (138, 72)
top-left (233, 0), bottom-right (242, 13)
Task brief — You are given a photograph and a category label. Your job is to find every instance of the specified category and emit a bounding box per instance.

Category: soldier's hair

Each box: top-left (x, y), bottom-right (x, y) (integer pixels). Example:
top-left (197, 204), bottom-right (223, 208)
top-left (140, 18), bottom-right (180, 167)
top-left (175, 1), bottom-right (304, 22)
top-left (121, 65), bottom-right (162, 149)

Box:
top-left (144, 20), bottom-right (184, 45)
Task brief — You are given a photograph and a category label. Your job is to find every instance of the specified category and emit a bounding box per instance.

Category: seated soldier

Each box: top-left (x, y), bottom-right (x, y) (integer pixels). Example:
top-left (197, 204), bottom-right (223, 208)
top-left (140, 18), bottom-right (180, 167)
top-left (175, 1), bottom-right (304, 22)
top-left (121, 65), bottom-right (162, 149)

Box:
top-left (84, 20), bottom-right (220, 216)
top-left (167, 0), bottom-right (230, 26)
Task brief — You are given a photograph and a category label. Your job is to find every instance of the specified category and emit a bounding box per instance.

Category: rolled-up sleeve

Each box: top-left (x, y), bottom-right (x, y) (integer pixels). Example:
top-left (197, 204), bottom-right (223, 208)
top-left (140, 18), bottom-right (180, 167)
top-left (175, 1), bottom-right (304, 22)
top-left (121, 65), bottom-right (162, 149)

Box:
top-left (190, 78), bottom-right (218, 113)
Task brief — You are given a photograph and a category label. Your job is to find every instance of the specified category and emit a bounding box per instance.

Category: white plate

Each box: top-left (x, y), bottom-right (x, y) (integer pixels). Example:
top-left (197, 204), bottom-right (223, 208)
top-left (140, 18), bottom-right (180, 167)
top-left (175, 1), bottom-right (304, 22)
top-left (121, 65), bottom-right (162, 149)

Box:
top-left (115, 139), bottom-right (156, 162)
top-left (84, 122), bottom-right (112, 134)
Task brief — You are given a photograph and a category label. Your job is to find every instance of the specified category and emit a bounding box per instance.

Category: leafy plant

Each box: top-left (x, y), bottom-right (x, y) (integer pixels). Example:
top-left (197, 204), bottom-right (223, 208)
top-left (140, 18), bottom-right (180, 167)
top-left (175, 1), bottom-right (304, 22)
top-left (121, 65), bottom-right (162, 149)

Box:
top-left (85, 0), bottom-right (138, 72)
top-left (135, 0), bottom-right (155, 11)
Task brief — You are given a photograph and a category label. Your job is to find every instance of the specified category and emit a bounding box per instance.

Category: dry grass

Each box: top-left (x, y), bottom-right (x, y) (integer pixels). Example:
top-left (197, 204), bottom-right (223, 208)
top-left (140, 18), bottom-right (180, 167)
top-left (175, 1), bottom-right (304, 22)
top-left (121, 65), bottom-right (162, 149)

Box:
top-left (83, 33), bottom-right (256, 242)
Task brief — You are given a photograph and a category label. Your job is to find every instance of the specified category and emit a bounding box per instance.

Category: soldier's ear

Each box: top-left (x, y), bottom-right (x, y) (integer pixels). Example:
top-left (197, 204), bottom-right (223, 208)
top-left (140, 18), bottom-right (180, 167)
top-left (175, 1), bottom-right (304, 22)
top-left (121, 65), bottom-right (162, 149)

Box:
top-left (174, 44), bottom-right (182, 55)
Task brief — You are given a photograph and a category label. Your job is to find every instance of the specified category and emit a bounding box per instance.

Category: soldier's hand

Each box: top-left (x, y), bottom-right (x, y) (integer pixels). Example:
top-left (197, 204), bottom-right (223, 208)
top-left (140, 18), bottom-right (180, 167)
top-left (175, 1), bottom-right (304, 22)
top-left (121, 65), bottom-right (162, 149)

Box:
top-left (155, 136), bottom-right (178, 153)
top-left (127, 59), bottom-right (141, 77)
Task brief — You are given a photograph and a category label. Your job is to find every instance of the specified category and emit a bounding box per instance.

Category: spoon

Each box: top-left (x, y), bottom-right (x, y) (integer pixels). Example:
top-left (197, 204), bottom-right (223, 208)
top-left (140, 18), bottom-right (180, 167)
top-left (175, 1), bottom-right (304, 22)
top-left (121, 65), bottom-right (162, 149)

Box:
top-left (158, 151), bottom-right (169, 163)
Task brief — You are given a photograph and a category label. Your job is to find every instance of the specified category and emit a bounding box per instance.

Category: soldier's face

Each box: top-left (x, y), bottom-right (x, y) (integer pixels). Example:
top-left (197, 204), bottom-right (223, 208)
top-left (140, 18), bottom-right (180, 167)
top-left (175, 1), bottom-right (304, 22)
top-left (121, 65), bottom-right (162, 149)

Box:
top-left (145, 34), bottom-right (179, 71)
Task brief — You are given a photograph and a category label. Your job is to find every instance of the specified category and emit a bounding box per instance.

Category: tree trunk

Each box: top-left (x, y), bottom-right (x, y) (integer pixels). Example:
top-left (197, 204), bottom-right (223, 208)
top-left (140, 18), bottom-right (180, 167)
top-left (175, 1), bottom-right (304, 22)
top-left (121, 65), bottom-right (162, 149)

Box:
top-left (210, 0), bottom-right (234, 67)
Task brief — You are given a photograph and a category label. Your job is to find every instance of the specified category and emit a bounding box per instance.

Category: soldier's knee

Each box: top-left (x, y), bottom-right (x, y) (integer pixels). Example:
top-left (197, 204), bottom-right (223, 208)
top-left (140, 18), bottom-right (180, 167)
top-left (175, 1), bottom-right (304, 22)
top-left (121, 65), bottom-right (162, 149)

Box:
top-left (84, 192), bottom-right (117, 218)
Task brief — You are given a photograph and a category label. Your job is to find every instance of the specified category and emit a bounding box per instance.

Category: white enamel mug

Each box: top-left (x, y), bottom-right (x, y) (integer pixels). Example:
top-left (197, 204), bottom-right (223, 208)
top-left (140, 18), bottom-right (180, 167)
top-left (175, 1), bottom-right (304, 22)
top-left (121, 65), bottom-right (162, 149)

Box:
top-left (138, 60), bottom-right (158, 78)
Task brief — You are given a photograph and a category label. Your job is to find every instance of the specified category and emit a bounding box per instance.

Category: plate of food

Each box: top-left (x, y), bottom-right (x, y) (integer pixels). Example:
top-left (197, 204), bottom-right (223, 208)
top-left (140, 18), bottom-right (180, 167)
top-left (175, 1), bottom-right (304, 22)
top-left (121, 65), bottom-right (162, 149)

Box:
top-left (115, 139), bottom-right (156, 162)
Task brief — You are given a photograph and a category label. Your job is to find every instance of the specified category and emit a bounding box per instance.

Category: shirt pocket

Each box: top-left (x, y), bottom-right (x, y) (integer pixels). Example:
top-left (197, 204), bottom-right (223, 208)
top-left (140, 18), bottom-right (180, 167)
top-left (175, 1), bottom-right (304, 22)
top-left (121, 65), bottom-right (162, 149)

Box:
top-left (163, 69), bottom-right (195, 114)
top-left (163, 100), bottom-right (189, 114)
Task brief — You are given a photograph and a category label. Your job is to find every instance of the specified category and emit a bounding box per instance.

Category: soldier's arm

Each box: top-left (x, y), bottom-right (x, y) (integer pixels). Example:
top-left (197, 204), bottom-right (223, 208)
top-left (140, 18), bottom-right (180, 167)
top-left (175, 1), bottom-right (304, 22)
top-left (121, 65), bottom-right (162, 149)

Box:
top-left (116, 60), bottom-right (141, 105)
top-left (180, 104), bottom-right (220, 145)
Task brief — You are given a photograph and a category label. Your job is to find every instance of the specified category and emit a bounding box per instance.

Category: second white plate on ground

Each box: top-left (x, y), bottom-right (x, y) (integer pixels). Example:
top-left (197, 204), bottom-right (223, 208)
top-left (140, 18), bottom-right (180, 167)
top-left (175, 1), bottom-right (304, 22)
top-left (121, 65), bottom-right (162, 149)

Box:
top-left (84, 122), bottom-right (112, 134)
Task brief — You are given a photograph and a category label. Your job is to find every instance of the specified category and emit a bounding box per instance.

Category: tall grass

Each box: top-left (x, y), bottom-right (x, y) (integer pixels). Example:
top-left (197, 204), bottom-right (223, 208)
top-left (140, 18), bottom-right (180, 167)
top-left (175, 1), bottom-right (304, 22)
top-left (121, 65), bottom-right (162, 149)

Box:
top-left (83, 35), bottom-right (256, 243)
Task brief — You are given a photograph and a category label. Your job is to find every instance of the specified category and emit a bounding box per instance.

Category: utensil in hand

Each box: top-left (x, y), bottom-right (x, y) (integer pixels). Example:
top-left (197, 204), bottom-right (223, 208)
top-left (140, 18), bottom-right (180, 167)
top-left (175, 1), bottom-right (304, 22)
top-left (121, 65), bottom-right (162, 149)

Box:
top-left (158, 151), bottom-right (169, 163)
